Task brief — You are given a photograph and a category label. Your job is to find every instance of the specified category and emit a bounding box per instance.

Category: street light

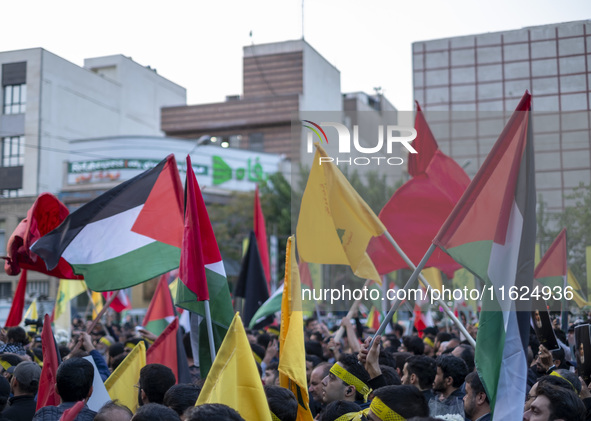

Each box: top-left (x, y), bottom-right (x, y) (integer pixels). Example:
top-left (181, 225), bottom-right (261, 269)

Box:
top-left (188, 135), bottom-right (212, 155)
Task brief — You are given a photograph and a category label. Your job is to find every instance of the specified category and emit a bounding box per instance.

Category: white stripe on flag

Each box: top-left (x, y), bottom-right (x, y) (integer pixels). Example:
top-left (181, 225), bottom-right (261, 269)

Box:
top-left (63, 205), bottom-right (155, 264)
top-left (205, 260), bottom-right (226, 277)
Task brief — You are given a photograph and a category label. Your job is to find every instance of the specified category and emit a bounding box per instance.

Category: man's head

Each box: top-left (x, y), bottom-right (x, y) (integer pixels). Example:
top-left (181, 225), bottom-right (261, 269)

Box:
top-left (95, 400), bottom-right (133, 421)
top-left (55, 358), bottom-right (94, 402)
top-left (184, 403), bottom-right (245, 421)
top-left (463, 372), bottom-right (489, 421)
top-left (451, 344), bottom-right (475, 373)
top-left (138, 364), bottom-right (176, 406)
top-left (367, 385), bottom-right (428, 421)
top-left (309, 362), bottom-right (331, 402)
top-left (523, 382), bottom-right (585, 421)
top-left (7, 326), bottom-right (27, 344)
top-left (262, 362), bottom-right (279, 386)
top-left (402, 355), bottom-right (436, 391)
top-left (322, 400), bottom-right (361, 421)
top-left (131, 403), bottom-right (180, 421)
top-left (9, 361), bottom-right (41, 395)
top-left (433, 355), bottom-right (468, 396)
top-left (264, 385), bottom-right (297, 421)
top-left (163, 384), bottom-right (201, 416)
top-left (400, 336), bottom-right (425, 355)
top-left (322, 354), bottom-right (371, 404)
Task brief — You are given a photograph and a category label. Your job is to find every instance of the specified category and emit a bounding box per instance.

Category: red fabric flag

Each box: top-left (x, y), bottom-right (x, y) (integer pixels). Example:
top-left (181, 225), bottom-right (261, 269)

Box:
top-left (407, 101), bottom-right (439, 177)
top-left (37, 314), bottom-right (61, 410)
top-left (102, 290), bottom-right (131, 313)
top-left (59, 401), bottom-right (85, 421)
top-left (146, 317), bottom-right (191, 384)
top-left (367, 151), bottom-right (470, 277)
top-left (179, 155), bottom-right (209, 301)
top-left (4, 193), bottom-right (82, 279)
top-left (5, 270), bottom-right (27, 327)
top-left (414, 305), bottom-right (427, 338)
top-left (254, 185), bottom-right (271, 290)
top-left (298, 260), bottom-right (313, 289)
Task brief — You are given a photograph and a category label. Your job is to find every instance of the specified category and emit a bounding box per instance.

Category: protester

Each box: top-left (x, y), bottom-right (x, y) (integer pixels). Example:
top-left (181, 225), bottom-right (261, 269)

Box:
top-left (401, 355), bottom-right (437, 403)
top-left (163, 384), bottom-right (201, 416)
top-left (184, 404), bottom-right (245, 421)
top-left (264, 385), bottom-right (297, 421)
top-left (2, 361), bottom-right (41, 421)
top-left (463, 371), bottom-right (490, 421)
top-left (138, 364), bottom-right (176, 406)
top-left (367, 385), bottom-right (429, 420)
top-left (523, 382), bottom-right (585, 421)
top-left (322, 354), bottom-right (372, 407)
top-left (32, 358), bottom-right (96, 421)
top-left (130, 403), bottom-right (180, 421)
top-left (0, 327), bottom-right (29, 355)
top-left (429, 355), bottom-right (468, 417)
top-left (320, 400), bottom-right (361, 421)
top-left (93, 401), bottom-right (133, 421)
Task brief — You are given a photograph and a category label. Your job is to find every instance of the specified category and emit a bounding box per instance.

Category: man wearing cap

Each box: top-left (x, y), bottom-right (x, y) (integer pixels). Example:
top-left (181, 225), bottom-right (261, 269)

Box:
top-left (2, 361), bottom-right (41, 421)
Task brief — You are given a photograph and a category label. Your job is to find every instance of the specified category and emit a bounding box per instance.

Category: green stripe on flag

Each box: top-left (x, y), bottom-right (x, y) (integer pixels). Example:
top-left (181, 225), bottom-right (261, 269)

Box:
top-left (72, 242), bottom-right (181, 291)
top-left (445, 240), bottom-right (493, 283)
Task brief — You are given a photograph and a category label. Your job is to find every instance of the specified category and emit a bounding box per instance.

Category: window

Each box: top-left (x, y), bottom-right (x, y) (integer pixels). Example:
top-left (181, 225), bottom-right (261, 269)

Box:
top-left (249, 133), bottom-right (264, 152)
top-left (0, 220), bottom-right (5, 256)
top-left (3, 84), bottom-right (26, 114)
top-left (1, 136), bottom-right (24, 167)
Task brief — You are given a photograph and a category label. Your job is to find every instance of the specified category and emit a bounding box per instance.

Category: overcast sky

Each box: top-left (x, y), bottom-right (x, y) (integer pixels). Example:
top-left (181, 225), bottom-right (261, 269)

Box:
top-left (2, 1), bottom-right (590, 110)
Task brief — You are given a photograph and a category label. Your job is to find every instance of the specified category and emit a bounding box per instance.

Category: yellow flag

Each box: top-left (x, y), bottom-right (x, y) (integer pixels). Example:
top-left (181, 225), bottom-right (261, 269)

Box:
top-left (567, 269), bottom-right (591, 308)
top-left (421, 267), bottom-right (443, 292)
top-left (279, 236), bottom-right (314, 421)
top-left (105, 341), bottom-right (146, 413)
top-left (23, 298), bottom-right (38, 321)
top-left (197, 313), bottom-right (272, 421)
top-left (91, 291), bottom-right (104, 319)
top-left (54, 280), bottom-right (87, 321)
top-left (297, 144), bottom-right (386, 282)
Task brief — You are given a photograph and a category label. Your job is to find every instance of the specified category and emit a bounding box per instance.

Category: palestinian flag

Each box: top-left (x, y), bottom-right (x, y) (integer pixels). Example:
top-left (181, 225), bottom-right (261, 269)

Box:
top-left (143, 274), bottom-right (176, 336)
top-left (175, 156), bottom-right (233, 378)
top-left (31, 155), bottom-right (184, 291)
top-left (433, 91), bottom-right (535, 421)
top-left (249, 284), bottom-right (284, 329)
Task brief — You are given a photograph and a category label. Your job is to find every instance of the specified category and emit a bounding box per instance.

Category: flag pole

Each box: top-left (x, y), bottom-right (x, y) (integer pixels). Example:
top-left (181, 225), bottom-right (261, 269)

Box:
top-left (382, 232), bottom-right (476, 347)
top-left (203, 300), bottom-right (216, 361)
top-left (333, 279), bottom-right (371, 343)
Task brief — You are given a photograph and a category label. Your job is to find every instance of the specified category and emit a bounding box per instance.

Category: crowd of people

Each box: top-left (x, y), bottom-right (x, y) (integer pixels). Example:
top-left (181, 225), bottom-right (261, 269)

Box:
top-left (0, 312), bottom-right (589, 420)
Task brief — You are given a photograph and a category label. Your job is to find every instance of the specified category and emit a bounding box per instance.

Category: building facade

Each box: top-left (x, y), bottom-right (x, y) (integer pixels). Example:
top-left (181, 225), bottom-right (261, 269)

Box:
top-left (413, 20), bottom-right (591, 212)
top-left (0, 49), bottom-right (186, 302)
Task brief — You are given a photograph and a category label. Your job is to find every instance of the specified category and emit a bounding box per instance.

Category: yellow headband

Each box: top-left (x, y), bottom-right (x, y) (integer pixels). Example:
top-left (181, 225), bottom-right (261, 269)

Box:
top-left (550, 371), bottom-right (577, 393)
top-left (99, 337), bottom-right (112, 347)
top-left (369, 396), bottom-right (406, 421)
top-left (270, 411), bottom-right (281, 421)
top-left (125, 342), bottom-right (137, 350)
top-left (423, 337), bottom-right (434, 348)
top-left (253, 352), bottom-right (263, 365)
top-left (0, 361), bottom-right (11, 371)
top-left (330, 363), bottom-right (372, 403)
top-left (335, 411), bottom-right (363, 421)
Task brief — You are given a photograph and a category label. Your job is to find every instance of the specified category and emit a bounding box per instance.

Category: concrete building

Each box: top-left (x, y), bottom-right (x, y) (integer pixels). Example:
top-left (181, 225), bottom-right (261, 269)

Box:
top-left (0, 48), bottom-right (186, 301)
top-left (412, 20), bottom-right (591, 211)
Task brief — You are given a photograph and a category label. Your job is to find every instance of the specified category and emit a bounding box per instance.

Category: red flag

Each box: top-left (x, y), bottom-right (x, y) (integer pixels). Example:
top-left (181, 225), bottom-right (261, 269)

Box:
top-left (367, 104), bottom-right (470, 278)
top-left (59, 401), bottom-right (85, 421)
top-left (146, 318), bottom-right (191, 384)
top-left (37, 314), bottom-right (61, 410)
top-left (414, 305), bottom-right (427, 338)
top-left (298, 260), bottom-right (313, 289)
top-left (179, 155), bottom-right (209, 301)
top-left (4, 193), bottom-right (81, 279)
top-left (102, 290), bottom-right (131, 313)
top-left (254, 185), bottom-right (271, 290)
top-left (407, 101), bottom-right (439, 177)
top-left (142, 275), bottom-right (176, 336)
top-left (5, 270), bottom-right (27, 327)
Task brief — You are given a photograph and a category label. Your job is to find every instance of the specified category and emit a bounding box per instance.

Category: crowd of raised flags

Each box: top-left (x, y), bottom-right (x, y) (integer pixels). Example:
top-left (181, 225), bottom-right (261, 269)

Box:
top-left (0, 91), bottom-right (589, 420)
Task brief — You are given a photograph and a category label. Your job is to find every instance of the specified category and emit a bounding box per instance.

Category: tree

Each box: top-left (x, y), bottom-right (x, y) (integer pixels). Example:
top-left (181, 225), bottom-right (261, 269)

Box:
top-left (554, 183), bottom-right (591, 283)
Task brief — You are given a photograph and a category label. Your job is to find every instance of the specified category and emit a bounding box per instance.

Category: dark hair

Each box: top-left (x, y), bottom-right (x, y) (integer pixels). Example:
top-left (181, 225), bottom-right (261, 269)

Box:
top-left (126, 337), bottom-right (150, 350)
top-left (436, 355), bottom-right (468, 388)
top-left (306, 354), bottom-right (322, 368)
top-left (405, 355), bottom-right (437, 390)
top-left (94, 400), bottom-right (133, 421)
top-left (257, 333), bottom-right (272, 350)
top-left (536, 374), bottom-right (578, 393)
top-left (109, 342), bottom-right (125, 358)
top-left (372, 385), bottom-right (428, 418)
top-left (393, 323), bottom-right (404, 336)
top-left (56, 358), bottom-right (94, 402)
top-left (436, 332), bottom-right (453, 344)
top-left (534, 382), bottom-right (585, 421)
top-left (264, 385), bottom-right (297, 421)
top-left (0, 354), bottom-right (23, 369)
top-left (321, 400), bottom-right (361, 421)
top-left (132, 403), bottom-right (180, 421)
top-left (337, 354), bottom-right (371, 402)
top-left (251, 343), bottom-right (266, 361)
top-left (7, 327), bottom-right (27, 344)
top-left (403, 336), bottom-right (424, 355)
top-left (185, 403), bottom-right (245, 421)
top-left (465, 371), bottom-right (488, 404)
top-left (379, 365), bottom-right (401, 386)
top-left (163, 384), bottom-right (201, 416)
top-left (139, 364), bottom-right (176, 404)
top-left (453, 344), bottom-right (475, 373)
top-left (392, 352), bottom-right (413, 373)
top-left (111, 353), bottom-right (126, 371)
top-left (378, 348), bottom-right (397, 369)
top-left (305, 341), bottom-right (324, 360)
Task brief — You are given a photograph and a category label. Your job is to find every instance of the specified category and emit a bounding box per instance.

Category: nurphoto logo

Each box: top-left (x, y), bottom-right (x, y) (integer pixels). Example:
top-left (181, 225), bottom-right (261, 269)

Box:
top-left (302, 120), bottom-right (418, 166)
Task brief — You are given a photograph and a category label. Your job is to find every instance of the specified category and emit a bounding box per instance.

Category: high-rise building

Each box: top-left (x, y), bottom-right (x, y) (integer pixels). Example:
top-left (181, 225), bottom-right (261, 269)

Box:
top-left (413, 20), bottom-right (591, 211)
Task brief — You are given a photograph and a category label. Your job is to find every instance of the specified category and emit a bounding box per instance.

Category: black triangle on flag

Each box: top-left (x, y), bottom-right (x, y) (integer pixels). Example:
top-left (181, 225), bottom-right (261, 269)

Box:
top-left (234, 231), bottom-right (273, 328)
